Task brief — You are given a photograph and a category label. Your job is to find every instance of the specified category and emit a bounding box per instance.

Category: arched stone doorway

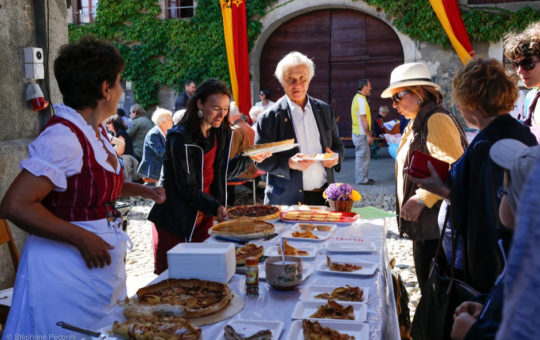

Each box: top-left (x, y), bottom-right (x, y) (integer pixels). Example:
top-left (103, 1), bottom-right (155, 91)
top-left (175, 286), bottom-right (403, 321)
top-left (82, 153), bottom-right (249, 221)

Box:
top-left (259, 9), bottom-right (404, 145)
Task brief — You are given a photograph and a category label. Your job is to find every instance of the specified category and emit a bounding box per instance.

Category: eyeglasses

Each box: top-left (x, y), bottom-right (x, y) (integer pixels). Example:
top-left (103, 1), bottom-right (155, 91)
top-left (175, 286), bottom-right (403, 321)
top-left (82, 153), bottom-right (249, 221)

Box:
top-left (392, 90), bottom-right (409, 103)
top-left (496, 185), bottom-right (508, 200)
top-left (511, 57), bottom-right (538, 71)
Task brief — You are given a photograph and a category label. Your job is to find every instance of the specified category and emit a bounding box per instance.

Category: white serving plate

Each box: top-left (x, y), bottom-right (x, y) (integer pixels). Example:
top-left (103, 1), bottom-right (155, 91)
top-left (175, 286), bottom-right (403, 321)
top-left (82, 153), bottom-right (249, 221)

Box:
top-left (259, 261), bottom-right (315, 281)
top-left (325, 240), bottom-right (376, 253)
top-left (264, 244), bottom-right (318, 259)
top-left (281, 229), bottom-right (333, 242)
top-left (292, 223), bottom-right (337, 234)
top-left (286, 319), bottom-right (369, 340)
top-left (317, 257), bottom-right (377, 276)
top-left (291, 300), bottom-right (367, 323)
top-left (298, 284), bottom-right (369, 303)
top-left (243, 142), bottom-right (299, 156)
top-left (220, 319), bottom-right (284, 340)
top-left (291, 152), bottom-right (338, 162)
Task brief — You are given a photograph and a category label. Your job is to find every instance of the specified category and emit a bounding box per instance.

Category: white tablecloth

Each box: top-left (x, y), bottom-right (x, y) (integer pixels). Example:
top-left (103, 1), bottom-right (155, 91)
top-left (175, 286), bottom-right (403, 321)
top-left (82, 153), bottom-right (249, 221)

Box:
top-left (96, 218), bottom-right (400, 340)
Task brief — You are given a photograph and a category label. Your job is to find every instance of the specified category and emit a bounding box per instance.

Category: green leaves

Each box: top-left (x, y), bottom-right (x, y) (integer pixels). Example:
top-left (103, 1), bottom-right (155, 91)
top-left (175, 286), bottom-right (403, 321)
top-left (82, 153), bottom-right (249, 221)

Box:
top-left (364, 0), bottom-right (539, 47)
top-left (67, 0), bottom-right (538, 108)
top-left (68, 0), bottom-right (276, 108)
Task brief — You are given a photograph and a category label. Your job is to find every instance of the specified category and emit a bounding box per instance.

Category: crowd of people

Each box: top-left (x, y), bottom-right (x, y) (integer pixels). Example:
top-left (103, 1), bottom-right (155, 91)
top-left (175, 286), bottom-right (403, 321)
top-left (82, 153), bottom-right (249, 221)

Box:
top-left (1, 21), bottom-right (540, 339)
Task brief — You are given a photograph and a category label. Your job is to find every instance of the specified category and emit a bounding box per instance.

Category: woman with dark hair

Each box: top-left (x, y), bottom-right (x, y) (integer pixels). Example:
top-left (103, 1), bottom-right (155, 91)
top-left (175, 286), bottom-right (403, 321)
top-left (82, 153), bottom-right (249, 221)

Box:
top-left (0, 38), bottom-right (164, 335)
top-left (255, 89), bottom-right (275, 110)
top-left (381, 62), bottom-right (469, 289)
top-left (106, 114), bottom-right (141, 182)
top-left (147, 78), bottom-right (270, 274)
top-left (106, 114), bottom-right (135, 157)
top-left (117, 108), bottom-right (131, 128)
top-left (411, 58), bottom-right (537, 293)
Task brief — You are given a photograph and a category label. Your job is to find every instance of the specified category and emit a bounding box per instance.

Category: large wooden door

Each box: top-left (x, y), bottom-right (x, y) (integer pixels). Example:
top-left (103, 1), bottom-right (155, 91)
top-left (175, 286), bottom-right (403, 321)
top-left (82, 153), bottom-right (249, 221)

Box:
top-left (260, 9), bottom-right (404, 145)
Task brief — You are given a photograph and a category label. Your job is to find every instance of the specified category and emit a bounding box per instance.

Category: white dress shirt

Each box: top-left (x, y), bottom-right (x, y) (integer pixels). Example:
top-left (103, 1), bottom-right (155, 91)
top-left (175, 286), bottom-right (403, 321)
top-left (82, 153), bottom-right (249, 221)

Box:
top-left (286, 96), bottom-right (327, 190)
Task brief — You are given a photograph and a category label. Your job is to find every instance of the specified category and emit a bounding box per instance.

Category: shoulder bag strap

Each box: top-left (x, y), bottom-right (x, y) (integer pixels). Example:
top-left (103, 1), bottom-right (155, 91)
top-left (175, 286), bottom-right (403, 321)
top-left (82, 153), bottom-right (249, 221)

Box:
top-left (428, 204), bottom-right (450, 278)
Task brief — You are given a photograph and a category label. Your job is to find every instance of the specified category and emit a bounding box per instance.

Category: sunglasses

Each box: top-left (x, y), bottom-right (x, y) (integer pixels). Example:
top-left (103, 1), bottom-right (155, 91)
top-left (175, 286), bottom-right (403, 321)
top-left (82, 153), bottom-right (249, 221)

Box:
top-left (511, 57), bottom-right (538, 71)
top-left (496, 185), bottom-right (508, 200)
top-left (392, 90), bottom-right (410, 103)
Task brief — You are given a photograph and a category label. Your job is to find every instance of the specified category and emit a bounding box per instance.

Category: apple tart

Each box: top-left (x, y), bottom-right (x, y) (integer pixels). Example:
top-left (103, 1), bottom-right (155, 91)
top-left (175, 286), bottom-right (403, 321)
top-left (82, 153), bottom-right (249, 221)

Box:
top-left (209, 218), bottom-right (274, 240)
top-left (124, 279), bottom-right (233, 319)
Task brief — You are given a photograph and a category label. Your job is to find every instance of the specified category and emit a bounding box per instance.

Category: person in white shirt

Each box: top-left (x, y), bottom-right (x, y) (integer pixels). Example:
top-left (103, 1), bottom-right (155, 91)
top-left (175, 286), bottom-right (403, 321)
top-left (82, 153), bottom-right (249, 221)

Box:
top-left (504, 22), bottom-right (540, 142)
top-left (255, 51), bottom-right (344, 205)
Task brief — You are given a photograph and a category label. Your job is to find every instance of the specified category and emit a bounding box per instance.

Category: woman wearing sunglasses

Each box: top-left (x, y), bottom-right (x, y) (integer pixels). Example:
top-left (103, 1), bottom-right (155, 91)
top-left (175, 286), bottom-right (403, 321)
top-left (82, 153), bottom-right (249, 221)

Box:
top-left (381, 62), bottom-right (468, 289)
top-left (504, 21), bottom-right (540, 142)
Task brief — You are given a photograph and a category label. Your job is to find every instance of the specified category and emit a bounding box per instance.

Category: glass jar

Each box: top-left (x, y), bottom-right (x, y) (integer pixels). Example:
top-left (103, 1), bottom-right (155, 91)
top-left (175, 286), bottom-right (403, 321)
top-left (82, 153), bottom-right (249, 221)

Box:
top-left (245, 256), bottom-right (259, 295)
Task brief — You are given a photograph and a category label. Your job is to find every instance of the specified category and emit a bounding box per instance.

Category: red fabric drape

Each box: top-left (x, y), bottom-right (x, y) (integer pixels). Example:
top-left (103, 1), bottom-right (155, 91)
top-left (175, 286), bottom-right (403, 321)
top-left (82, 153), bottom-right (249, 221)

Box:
top-left (442, 0), bottom-right (473, 55)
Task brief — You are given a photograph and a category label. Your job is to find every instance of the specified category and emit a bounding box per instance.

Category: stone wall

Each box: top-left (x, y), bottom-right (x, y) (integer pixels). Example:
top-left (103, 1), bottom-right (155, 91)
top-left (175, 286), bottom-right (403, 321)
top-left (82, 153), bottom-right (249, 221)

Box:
top-left (0, 0), bottom-right (68, 289)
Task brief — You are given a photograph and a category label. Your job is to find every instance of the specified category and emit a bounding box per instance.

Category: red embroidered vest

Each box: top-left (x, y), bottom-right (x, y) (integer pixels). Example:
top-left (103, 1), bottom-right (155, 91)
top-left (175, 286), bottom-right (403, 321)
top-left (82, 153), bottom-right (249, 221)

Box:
top-left (41, 116), bottom-right (124, 221)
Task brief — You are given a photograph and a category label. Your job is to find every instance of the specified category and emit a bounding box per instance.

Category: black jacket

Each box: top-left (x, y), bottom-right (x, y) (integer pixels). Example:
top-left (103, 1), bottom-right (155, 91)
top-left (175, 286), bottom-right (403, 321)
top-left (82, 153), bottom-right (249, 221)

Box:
top-left (254, 96), bottom-right (344, 205)
top-left (174, 90), bottom-right (190, 111)
top-left (147, 122), bottom-right (251, 239)
top-left (449, 114), bottom-right (536, 293)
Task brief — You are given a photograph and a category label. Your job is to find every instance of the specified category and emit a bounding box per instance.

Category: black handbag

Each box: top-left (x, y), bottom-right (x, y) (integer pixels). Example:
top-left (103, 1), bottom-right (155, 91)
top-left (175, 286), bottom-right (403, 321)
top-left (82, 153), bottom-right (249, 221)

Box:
top-left (410, 208), bottom-right (478, 340)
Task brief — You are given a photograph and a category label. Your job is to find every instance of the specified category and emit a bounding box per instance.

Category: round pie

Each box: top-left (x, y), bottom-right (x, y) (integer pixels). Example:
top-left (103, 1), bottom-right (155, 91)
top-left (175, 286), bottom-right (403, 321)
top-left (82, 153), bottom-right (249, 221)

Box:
top-left (124, 279), bottom-right (233, 319)
top-left (228, 205), bottom-right (280, 221)
top-left (209, 218), bottom-right (274, 240)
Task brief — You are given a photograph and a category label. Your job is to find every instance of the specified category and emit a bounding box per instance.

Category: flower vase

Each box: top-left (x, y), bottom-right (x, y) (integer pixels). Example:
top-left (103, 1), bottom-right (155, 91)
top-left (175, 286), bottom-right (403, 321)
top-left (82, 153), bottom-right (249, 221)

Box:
top-left (328, 199), bottom-right (353, 212)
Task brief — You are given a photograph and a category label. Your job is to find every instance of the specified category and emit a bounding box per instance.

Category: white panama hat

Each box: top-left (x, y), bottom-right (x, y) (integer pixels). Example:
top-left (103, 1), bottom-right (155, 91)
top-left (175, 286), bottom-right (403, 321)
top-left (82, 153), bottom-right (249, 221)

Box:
top-left (381, 62), bottom-right (441, 98)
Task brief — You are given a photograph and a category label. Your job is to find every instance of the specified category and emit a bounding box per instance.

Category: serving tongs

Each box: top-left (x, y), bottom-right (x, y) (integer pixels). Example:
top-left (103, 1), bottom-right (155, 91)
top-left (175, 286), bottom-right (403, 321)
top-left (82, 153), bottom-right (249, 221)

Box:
top-left (57, 321), bottom-right (102, 337)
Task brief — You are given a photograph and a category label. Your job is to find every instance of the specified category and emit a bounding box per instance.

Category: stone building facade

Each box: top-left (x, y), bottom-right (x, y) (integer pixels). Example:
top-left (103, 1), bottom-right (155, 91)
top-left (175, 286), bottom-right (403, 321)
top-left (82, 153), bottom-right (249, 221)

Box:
top-left (0, 0), bottom-right (68, 289)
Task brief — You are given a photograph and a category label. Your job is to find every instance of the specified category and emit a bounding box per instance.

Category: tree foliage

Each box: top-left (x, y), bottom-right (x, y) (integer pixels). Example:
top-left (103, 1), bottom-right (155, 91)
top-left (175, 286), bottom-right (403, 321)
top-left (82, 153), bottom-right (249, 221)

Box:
top-left (69, 0), bottom-right (276, 107)
top-left (69, 0), bottom-right (540, 107)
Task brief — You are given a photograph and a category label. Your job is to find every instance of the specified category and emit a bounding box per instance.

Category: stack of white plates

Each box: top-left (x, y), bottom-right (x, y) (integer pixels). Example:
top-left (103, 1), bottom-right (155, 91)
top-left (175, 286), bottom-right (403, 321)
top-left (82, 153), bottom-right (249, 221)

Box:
top-left (167, 242), bottom-right (235, 283)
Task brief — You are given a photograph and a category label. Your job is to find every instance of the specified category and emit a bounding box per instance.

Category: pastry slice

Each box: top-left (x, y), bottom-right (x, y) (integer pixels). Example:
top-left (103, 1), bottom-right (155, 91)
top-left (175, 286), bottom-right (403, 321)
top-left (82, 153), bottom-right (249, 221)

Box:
top-left (292, 230), bottom-right (319, 239)
top-left (112, 315), bottom-right (201, 340)
top-left (224, 325), bottom-right (272, 340)
top-left (309, 300), bottom-right (355, 320)
top-left (326, 256), bottom-right (362, 272)
top-left (302, 319), bottom-right (355, 340)
top-left (277, 239), bottom-right (309, 256)
top-left (236, 243), bottom-right (264, 265)
top-left (314, 285), bottom-right (364, 302)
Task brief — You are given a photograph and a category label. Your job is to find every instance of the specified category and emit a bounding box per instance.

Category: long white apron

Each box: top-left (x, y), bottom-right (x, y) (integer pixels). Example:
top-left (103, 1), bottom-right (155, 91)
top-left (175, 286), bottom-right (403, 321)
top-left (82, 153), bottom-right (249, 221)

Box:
top-left (3, 219), bottom-right (131, 338)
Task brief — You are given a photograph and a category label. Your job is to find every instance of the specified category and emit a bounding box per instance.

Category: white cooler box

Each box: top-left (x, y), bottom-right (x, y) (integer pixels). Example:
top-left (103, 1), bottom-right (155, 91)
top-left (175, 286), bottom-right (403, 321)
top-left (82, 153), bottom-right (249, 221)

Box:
top-left (167, 242), bottom-right (235, 283)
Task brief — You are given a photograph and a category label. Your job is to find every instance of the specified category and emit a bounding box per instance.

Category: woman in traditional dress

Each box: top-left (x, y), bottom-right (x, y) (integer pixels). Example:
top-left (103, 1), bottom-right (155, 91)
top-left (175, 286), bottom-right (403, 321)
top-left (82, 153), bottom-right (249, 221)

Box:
top-left (0, 38), bottom-right (165, 336)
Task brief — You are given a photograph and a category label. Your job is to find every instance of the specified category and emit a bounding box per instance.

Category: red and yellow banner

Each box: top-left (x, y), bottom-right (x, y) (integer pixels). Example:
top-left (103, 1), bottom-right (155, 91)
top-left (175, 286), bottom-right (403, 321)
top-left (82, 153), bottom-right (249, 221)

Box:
top-left (430, 0), bottom-right (474, 64)
top-left (220, 0), bottom-right (252, 122)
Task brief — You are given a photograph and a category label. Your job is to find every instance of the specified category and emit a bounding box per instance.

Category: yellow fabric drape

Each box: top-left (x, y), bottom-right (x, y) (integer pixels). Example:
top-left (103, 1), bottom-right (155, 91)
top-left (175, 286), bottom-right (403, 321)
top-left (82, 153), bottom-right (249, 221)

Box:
top-left (220, 0), bottom-right (239, 103)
